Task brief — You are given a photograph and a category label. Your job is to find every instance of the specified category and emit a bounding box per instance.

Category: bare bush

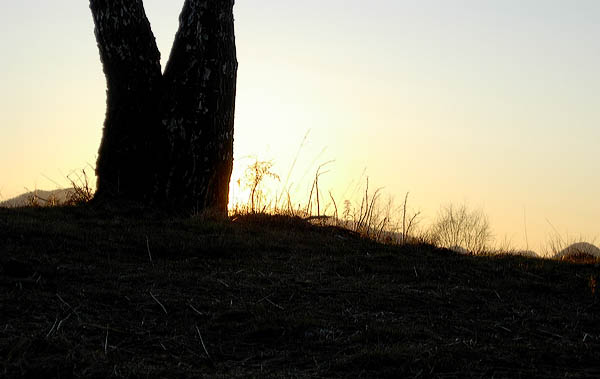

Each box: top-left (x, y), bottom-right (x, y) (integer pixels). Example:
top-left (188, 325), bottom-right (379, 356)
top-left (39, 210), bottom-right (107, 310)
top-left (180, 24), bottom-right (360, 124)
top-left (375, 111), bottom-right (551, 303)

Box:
top-left (243, 159), bottom-right (280, 213)
top-left (429, 203), bottom-right (493, 254)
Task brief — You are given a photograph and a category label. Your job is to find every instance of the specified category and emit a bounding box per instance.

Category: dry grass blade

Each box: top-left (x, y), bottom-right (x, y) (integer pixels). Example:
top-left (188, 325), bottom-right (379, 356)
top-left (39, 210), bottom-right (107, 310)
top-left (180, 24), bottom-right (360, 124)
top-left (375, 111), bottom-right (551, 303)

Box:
top-left (65, 168), bottom-right (94, 205)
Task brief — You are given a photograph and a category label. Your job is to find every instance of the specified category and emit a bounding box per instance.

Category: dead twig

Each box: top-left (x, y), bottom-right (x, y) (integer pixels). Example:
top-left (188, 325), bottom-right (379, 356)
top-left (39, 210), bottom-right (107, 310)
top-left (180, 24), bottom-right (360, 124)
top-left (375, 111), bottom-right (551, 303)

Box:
top-left (146, 236), bottom-right (153, 264)
top-left (266, 297), bottom-right (285, 310)
top-left (56, 312), bottom-right (73, 332)
top-left (150, 291), bottom-right (168, 315)
top-left (195, 325), bottom-right (211, 359)
top-left (46, 317), bottom-right (58, 338)
top-left (537, 328), bottom-right (563, 339)
top-left (104, 325), bottom-right (109, 354)
top-left (258, 294), bottom-right (285, 310)
top-left (56, 293), bottom-right (79, 317)
top-left (188, 303), bottom-right (207, 317)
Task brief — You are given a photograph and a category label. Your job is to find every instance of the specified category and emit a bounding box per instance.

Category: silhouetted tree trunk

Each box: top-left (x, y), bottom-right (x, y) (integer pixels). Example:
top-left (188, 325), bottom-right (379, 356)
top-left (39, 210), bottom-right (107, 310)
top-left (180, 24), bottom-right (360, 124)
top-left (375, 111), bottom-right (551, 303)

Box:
top-left (89, 0), bottom-right (237, 215)
top-left (161, 1), bottom-right (237, 214)
top-left (90, 0), bottom-right (163, 202)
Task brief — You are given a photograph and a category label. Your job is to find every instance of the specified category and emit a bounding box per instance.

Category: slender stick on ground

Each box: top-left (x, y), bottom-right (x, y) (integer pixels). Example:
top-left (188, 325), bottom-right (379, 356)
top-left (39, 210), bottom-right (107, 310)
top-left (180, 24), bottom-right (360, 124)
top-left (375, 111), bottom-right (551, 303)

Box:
top-left (189, 303), bottom-right (205, 316)
top-left (146, 236), bottom-right (153, 264)
top-left (104, 325), bottom-right (109, 354)
top-left (149, 292), bottom-right (168, 315)
top-left (195, 325), bottom-right (211, 359)
top-left (46, 317), bottom-right (58, 338)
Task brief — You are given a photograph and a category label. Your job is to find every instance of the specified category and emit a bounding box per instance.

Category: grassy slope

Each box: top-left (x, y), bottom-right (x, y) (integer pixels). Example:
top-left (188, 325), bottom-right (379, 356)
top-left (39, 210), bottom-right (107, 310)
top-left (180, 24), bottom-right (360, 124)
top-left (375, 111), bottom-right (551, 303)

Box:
top-left (1, 207), bottom-right (599, 378)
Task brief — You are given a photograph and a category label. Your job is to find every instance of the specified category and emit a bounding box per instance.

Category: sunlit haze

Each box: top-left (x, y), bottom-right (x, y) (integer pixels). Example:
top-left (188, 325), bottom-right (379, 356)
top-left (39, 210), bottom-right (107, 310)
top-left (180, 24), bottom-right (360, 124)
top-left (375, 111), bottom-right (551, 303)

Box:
top-left (1, 1), bottom-right (598, 252)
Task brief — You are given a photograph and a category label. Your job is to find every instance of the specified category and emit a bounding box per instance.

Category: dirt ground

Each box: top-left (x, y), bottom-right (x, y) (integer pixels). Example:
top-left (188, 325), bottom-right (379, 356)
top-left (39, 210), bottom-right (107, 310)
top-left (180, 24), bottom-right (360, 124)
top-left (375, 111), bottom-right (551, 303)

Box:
top-left (1, 207), bottom-right (599, 378)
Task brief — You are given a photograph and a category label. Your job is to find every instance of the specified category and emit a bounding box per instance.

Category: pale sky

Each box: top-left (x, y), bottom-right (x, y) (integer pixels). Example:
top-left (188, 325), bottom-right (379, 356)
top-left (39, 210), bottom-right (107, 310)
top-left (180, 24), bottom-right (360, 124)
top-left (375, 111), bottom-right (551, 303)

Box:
top-left (1, 1), bottom-right (598, 252)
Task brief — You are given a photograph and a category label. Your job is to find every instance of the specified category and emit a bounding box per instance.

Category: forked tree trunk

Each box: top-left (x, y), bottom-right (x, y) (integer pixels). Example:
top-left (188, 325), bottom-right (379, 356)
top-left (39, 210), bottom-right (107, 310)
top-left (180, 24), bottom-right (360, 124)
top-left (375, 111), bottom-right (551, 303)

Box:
top-left (89, 0), bottom-right (237, 215)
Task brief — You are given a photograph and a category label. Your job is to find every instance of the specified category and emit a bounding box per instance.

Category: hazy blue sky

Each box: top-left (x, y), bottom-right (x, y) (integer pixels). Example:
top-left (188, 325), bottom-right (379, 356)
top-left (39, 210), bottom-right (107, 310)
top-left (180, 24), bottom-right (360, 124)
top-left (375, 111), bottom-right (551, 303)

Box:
top-left (1, 1), bottom-right (598, 252)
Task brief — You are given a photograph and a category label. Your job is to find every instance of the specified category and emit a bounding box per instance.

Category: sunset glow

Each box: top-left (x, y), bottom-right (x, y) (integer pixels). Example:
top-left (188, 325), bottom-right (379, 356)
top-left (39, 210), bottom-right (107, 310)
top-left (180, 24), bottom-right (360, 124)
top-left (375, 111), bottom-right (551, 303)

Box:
top-left (1, 1), bottom-right (598, 253)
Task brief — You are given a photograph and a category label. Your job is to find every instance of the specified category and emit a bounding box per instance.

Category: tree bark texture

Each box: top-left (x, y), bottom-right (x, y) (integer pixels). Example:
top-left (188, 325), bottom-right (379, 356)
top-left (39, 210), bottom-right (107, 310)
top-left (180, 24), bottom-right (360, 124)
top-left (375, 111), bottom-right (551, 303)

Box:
top-left (90, 0), bottom-right (163, 201)
top-left (162, 0), bottom-right (237, 214)
top-left (89, 0), bottom-right (237, 214)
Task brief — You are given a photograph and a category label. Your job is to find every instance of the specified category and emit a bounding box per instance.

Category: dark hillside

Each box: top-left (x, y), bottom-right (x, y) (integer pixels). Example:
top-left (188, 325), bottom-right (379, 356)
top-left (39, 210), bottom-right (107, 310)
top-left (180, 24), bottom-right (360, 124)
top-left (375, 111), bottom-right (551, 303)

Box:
top-left (1, 207), bottom-right (599, 378)
top-left (0, 189), bottom-right (74, 208)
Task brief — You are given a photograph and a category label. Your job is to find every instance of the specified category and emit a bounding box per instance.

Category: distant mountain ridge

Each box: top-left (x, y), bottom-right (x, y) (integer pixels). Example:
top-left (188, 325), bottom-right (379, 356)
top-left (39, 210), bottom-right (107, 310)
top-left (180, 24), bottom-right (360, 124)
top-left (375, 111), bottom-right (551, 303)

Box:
top-left (555, 242), bottom-right (600, 259)
top-left (0, 189), bottom-right (74, 208)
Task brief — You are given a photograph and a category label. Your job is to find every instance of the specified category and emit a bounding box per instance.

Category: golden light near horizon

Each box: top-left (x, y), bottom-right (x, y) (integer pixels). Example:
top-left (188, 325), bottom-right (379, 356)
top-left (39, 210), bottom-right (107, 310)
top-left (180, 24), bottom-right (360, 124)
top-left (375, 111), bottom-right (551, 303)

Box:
top-left (1, 1), bottom-right (599, 254)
